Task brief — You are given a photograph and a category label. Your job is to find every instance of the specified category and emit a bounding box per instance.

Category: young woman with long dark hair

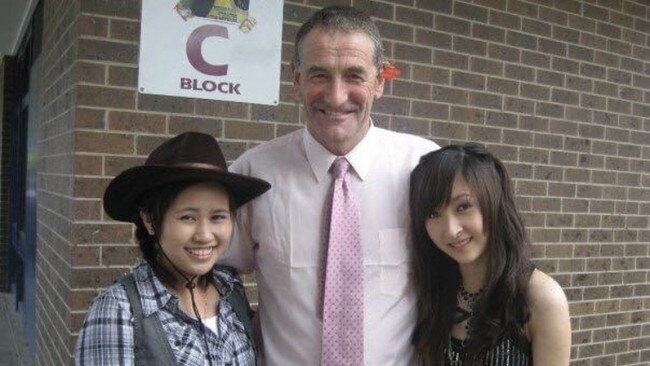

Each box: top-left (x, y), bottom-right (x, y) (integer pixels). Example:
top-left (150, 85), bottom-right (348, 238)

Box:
top-left (409, 143), bottom-right (570, 365)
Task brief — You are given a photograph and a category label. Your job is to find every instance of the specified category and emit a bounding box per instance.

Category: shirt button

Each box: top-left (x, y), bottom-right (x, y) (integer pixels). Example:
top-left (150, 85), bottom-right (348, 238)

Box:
top-left (174, 340), bottom-right (181, 347)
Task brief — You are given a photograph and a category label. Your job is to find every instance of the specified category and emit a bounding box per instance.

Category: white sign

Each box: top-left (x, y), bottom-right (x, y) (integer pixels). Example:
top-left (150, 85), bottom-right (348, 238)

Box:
top-left (139, 0), bottom-right (283, 105)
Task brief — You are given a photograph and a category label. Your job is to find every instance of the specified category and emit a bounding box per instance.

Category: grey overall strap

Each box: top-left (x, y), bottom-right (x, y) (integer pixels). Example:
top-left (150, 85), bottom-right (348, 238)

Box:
top-left (121, 274), bottom-right (178, 366)
top-left (226, 282), bottom-right (259, 355)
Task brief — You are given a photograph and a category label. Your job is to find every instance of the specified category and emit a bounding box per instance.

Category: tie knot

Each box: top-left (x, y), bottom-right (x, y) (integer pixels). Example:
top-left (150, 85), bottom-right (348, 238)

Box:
top-left (330, 158), bottom-right (350, 179)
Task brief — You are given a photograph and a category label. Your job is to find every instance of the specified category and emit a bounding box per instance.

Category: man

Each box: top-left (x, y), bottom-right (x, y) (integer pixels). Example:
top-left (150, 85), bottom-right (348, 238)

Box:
top-left (224, 6), bottom-right (439, 365)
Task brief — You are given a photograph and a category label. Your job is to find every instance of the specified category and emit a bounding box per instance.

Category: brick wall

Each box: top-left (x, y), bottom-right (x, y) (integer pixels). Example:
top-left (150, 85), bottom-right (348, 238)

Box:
top-left (37, 0), bottom-right (80, 364)
top-left (32, 0), bottom-right (649, 365)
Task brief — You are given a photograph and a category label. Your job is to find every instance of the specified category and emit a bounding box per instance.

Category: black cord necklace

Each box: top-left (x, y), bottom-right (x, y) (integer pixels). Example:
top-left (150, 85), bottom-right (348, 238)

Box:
top-left (158, 243), bottom-right (215, 366)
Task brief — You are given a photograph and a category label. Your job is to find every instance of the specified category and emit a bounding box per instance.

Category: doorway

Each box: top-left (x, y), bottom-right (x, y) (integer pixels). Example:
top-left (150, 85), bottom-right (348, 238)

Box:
top-left (3, 1), bottom-right (42, 354)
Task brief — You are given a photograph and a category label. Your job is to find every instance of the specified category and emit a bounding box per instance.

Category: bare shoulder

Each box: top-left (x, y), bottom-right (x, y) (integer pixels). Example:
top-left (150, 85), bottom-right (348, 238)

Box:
top-left (526, 269), bottom-right (571, 366)
top-left (527, 269), bottom-right (569, 312)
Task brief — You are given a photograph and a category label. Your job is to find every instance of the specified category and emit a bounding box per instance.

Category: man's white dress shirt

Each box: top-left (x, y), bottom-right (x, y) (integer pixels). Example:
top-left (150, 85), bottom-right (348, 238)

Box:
top-left (225, 126), bottom-right (439, 365)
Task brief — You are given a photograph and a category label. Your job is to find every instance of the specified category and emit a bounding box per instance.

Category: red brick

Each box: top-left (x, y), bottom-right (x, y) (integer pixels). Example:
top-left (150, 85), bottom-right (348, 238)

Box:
top-left (394, 43), bottom-right (432, 64)
top-left (107, 111), bottom-right (164, 134)
top-left (72, 223), bottom-right (133, 244)
top-left (168, 116), bottom-right (222, 136)
top-left (73, 177), bottom-right (112, 199)
top-left (72, 199), bottom-right (103, 221)
top-left (468, 125), bottom-right (501, 143)
top-left (77, 85), bottom-right (135, 109)
top-left (412, 66), bottom-right (449, 84)
top-left (472, 23), bottom-right (505, 43)
top-left (550, 120), bottom-right (578, 136)
top-left (102, 245), bottom-right (141, 266)
top-left (138, 94), bottom-right (194, 114)
top-left (450, 106), bottom-right (485, 124)
top-left (74, 154), bottom-right (103, 176)
top-left (415, 29), bottom-right (451, 49)
top-left (489, 10), bottom-right (520, 30)
top-left (195, 100), bottom-right (249, 119)
top-left (412, 101), bottom-right (449, 120)
top-left (80, 0), bottom-right (141, 19)
top-left (72, 267), bottom-right (130, 288)
top-left (377, 22), bottom-right (413, 43)
top-left (276, 124), bottom-right (302, 138)
top-left (77, 14), bottom-right (108, 37)
top-left (392, 80), bottom-right (431, 100)
top-left (104, 156), bottom-right (145, 177)
top-left (71, 246), bottom-right (100, 266)
top-left (435, 14), bottom-right (470, 35)
top-left (78, 38), bottom-right (138, 64)
top-left (251, 104), bottom-right (300, 124)
top-left (486, 77), bottom-right (518, 95)
top-left (225, 121), bottom-right (275, 141)
top-left (108, 65), bottom-right (137, 87)
top-left (77, 61), bottom-right (106, 84)
top-left (391, 117), bottom-right (430, 136)
top-left (434, 50), bottom-right (468, 69)
top-left (431, 121), bottom-right (467, 140)
top-left (110, 19), bottom-right (139, 42)
top-left (373, 96), bottom-right (409, 115)
top-left (135, 135), bottom-right (168, 156)
top-left (71, 289), bottom-right (100, 311)
top-left (75, 131), bottom-right (134, 154)
top-left (221, 141), bottom-right (249, 162)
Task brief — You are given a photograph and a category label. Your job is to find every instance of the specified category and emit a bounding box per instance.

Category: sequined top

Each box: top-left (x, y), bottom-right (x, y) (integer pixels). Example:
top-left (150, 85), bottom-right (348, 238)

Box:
top-left (445, 332), bottom-right (532, 366)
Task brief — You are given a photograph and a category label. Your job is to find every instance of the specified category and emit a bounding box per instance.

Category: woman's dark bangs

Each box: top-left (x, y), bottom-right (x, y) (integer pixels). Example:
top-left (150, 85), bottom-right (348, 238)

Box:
top-left (428, 151), bottom-right (461, 214)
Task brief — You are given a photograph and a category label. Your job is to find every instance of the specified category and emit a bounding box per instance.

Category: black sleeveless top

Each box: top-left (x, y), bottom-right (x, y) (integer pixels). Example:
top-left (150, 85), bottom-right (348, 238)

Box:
top-left (444, 331), bottom-right (532, 366)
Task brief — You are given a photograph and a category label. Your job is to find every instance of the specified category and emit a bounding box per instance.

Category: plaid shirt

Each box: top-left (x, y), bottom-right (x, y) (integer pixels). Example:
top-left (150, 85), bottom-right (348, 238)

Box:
top-left (75, 261), bottom-right (256, 365)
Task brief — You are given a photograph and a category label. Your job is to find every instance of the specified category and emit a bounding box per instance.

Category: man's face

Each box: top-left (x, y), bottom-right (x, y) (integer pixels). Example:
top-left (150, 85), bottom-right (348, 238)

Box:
top-left (291, 28), bottom-right (385, 155)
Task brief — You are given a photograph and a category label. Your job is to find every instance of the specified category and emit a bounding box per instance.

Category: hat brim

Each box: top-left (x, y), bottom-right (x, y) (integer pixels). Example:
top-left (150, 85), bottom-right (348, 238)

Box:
top-left (103, 165), bottom-right (271, 222)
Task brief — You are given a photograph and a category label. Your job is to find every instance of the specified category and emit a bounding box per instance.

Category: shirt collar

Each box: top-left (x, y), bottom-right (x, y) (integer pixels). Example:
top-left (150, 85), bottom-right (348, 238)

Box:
top-left (133, 261), bottom-right (236, 317)
top-left (133, 262), bottom-right (172, 317)
top-left (302, 123), bottom-right (378, 183)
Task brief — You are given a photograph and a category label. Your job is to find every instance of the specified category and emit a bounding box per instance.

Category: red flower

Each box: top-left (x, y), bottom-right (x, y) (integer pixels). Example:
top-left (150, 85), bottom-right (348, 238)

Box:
top-left (381, 62), bottom-right (400, 81)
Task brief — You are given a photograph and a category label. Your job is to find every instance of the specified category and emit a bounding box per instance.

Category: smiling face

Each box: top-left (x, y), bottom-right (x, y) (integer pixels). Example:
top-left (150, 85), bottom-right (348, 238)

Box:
top-left (425, 175), bottom-right (489, 272)
top-left (142, 182), bottom-right (233, 283)
top-left (291, 27), bottom-right (385, 155)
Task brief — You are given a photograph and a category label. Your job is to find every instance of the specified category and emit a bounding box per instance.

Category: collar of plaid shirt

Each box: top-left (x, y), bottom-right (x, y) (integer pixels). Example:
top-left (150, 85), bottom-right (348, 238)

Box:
top-left (134, 261), bottom-right (238, 317)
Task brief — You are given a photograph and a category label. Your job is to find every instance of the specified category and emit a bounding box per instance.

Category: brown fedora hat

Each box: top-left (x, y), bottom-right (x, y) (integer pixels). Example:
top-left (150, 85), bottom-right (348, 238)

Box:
top-left (103, 132), bottom-right (271, 222)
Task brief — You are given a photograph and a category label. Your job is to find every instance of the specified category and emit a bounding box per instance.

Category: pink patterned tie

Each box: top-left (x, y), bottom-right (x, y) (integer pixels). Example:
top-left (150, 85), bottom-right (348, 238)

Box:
top-left (321, 158), bottom-right (364, 366)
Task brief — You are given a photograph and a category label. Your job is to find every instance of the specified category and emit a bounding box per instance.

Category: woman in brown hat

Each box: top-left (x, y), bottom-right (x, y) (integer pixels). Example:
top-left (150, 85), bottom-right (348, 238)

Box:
top-left (75, 132), bottom-right (270, 366)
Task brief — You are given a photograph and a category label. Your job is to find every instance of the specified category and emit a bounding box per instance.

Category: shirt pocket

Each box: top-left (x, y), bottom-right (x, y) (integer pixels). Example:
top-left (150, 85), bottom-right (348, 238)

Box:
top-left (378, 228), bottom-right (410, 296)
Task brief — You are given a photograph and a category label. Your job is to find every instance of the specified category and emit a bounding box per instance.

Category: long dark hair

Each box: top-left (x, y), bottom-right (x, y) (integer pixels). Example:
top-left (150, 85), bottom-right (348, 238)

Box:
top-left (133, 180), bottom-right (235, 289)
top-left (409, 143), bottom-right (532, 365)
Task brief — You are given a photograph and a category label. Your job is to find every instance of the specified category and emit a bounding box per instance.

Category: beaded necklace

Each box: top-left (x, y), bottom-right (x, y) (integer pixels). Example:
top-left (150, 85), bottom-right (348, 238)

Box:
top-left (448, 284), bottom-right (485, 365)
top-left (454, 284), bottom-right (484, 334)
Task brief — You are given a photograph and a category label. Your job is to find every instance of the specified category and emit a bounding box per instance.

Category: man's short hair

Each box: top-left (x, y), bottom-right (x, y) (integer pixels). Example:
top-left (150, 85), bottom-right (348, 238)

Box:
top-left (293, 6), bottom-right (384, 70)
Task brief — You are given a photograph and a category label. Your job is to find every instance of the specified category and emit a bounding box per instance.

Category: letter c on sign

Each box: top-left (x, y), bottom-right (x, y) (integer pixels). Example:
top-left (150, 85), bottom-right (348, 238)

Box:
top-left (186, 24), bottom-right (229, 76)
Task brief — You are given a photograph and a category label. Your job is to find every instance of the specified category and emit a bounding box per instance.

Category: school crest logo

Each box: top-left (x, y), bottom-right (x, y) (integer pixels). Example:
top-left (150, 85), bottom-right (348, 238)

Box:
top-left (175, 0), bottom-right (256, 33)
